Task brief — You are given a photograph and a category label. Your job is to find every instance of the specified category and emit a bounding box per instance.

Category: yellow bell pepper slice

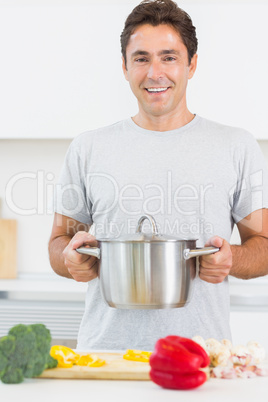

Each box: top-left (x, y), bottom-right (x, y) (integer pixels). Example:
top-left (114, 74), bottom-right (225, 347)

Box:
top-left (50, 346), bottom-right (106, 368)
top-left (50, 345), bottom-right (80, 368)
top-left (123, 349), bottom-right (152, 362)
top-left (76, 354), bottom-right (105, 367)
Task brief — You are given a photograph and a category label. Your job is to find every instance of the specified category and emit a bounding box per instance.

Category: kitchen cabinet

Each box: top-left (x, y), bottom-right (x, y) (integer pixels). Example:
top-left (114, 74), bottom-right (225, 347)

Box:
top-left (0, 1), bottom-right (267, 139)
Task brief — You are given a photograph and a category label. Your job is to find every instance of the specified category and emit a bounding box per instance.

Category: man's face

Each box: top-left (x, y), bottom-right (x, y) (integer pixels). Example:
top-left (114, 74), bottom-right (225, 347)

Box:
top-left (122, 24), bottom-right (197, 119)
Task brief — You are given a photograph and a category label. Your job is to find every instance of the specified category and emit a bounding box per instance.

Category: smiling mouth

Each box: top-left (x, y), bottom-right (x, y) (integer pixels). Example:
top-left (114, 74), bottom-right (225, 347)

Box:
top-left (145, 87), bottom-right (169, 93)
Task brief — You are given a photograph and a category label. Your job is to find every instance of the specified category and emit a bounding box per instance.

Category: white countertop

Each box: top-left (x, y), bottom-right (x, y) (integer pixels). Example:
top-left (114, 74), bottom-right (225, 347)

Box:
top-left (1, 351), bottom-right (268, 402)
top-left (1, 372), bottom-right (268, 402)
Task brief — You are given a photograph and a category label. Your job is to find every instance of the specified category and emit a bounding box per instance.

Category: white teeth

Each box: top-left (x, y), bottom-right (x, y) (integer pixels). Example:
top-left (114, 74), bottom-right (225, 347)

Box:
top-left (146, 87), bottom-right (168, 92)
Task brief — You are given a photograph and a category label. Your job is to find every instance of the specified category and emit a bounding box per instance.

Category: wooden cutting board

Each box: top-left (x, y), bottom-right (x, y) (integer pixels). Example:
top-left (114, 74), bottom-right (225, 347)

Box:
top-left (39, 352), bottom-right (150, 380)
top-left (0, 219), bottom-right (17, 279)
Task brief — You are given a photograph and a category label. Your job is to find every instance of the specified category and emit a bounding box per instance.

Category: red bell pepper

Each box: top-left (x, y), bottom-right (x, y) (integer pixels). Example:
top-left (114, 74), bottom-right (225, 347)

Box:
top-left (149, 335), bottom-right (210, 390)
top-left (150, 338), bottom-right (203, 373)
top-left (165, 335), bottom-right (210, 368)
top-left (150, 368), bottom-right (207, 390)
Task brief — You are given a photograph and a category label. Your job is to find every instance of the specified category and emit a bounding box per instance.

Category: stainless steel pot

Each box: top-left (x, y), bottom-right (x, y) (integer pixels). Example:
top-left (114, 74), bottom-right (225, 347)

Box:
top-left (76, 215), bottom-right (219, 309)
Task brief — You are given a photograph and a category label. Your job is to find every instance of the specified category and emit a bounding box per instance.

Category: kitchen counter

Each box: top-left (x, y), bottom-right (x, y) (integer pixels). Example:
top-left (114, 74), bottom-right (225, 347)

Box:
top-left (1, 372), bottom-right (268, 402)
top-left (1, 351), bottom-right (268, 402)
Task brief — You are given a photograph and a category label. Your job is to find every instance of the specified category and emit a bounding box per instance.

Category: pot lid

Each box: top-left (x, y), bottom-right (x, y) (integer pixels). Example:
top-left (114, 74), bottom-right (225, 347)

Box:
top-left (97, 215), bottom-right (197, 243)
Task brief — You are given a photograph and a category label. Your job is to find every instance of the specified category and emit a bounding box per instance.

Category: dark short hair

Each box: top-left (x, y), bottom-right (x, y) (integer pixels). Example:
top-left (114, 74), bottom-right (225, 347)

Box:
top-left (120, 0), bottom-right (198, 67)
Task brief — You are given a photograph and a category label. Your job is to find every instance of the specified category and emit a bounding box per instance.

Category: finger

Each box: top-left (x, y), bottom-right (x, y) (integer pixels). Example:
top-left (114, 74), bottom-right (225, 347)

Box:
top-left (201, 242), bottom-right (230, 263)
top-left (199, 266), bottom-right (230, 277)
top-left (68, 258), bottom-right (98, 272)
top-left (65, 251), bottom-right (98, 267)
top-left (68, 272), bottom-right (97, 282)
top-left (64, 249), bottom-right (91, 265)
top-left (67, 259), bottom-right (98, 272)
top-left (200, 250), bottom-right (232, 270)
top-left (199, 272), bottom-right (226, 284)
top-left (71, 234), bottom-right (98, 250)
top-left (204, 236), bottom-right (224, 248)
top-left (68, 261), bottom-right (98, 282)
top-left (200, 257), bottom-right (231, 269)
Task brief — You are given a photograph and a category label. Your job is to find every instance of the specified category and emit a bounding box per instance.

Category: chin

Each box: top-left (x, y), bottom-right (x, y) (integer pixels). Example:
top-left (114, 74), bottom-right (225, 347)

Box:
top-left (148, 107), bottom-right (170, 116)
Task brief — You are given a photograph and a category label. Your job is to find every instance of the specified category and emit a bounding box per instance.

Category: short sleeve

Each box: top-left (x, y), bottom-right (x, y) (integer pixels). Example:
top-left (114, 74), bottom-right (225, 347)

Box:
top-left (53, 138), bottom-right (93, 225)
top-left (231, 132), bottom-right (268, 223)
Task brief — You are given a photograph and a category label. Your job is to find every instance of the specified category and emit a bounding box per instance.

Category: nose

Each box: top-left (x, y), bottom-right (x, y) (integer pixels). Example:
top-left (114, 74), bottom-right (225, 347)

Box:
top-left (147, 59), bottom-right (164, 80)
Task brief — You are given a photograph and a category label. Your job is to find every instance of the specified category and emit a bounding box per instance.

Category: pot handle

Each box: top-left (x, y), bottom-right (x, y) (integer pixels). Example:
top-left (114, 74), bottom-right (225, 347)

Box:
top-left (76, 247), bottom-right (101, 259)
top-left (183, 247), bottom-right (219, 260)
top-left (136, 214), bottom-right (159, 235)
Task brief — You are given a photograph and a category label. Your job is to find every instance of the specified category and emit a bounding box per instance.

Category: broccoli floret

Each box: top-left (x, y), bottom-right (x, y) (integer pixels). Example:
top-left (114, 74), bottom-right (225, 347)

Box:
top-left (24, 324), bottom-right (52, 377)
top-left (0, 323), bottom-right (56, 384)
top-left (1, 366), bottom-right (24, 384)
top-left (45, 354), bottom-right (58, 369)
top-left (29, 324), bottom-right (51, 356)
top-left (8, 324), bottom-right (37, 373)
top-left (0, 351), bottom-right (8, 376)
top-left (0, 335), bottom-right (16, 358)
top-left (24, 351), bottom-right (53, 378)
top-left (23, 351), bottom-right (45, 378)
top-left (0, 336), bottom-right (17, 382)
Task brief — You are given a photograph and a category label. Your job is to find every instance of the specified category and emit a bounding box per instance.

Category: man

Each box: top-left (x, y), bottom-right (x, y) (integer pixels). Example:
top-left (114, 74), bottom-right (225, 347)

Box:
top-left (49, 0), bottom-right (268, 350)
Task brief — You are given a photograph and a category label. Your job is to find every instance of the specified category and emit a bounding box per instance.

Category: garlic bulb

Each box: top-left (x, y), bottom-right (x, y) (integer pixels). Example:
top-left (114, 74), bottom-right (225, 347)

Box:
top-left (221, 339), bottom-right (232, 351)
top-left (247, 340), bottom-right (266, 364)
top-left (231, 345), bottom-right (252, 366)
top-left (205, 338), bottom-right (231, 367)
top-left (192, 335), bottom-right (207, 352)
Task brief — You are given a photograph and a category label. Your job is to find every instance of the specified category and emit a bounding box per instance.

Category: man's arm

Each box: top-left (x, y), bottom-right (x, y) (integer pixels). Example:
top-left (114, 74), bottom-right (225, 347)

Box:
top-left (48, 213), bottom-right (99, 282)
top-left (199, 209), bottom-right (268, 283)
top-left (230, 208), bottom-right (268, 279)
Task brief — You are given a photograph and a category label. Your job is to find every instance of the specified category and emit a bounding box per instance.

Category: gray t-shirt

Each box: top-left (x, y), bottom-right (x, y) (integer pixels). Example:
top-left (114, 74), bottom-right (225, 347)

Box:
top-left (55, 115), bottom-right (268, 350)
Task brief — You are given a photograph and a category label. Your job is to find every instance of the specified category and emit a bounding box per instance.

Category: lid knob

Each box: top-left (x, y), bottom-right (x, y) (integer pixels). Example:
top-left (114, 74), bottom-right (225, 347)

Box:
top-left (135, 214), bottom-right (159, 236)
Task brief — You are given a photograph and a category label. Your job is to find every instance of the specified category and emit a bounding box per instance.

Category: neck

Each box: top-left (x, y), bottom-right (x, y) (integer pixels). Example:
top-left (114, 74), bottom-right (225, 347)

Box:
top-left (132, 107), bottom-right (195, 132)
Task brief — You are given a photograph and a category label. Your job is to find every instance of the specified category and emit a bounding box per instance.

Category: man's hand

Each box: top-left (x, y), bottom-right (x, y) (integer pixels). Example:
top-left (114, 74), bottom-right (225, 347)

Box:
top-left (62, 231), bottom-right (99, 282)
top-left (199, 236), bottom-right (232, 284)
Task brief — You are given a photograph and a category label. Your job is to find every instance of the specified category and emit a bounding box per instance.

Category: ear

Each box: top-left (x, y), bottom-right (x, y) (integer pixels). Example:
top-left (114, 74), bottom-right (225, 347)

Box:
top-left (188, 53), bottom-right (198, 79)
top-left (122, 56), bottom-right (129, 81)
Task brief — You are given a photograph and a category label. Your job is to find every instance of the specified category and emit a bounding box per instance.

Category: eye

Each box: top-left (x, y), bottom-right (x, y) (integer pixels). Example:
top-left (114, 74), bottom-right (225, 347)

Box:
top-left (164, 56), bottom-right (176, 62)
top-left (135, 58), bottom-right (148, 63)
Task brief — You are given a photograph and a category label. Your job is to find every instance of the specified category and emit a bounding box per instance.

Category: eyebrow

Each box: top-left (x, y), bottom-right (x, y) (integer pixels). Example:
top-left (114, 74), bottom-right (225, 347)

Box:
top-left (131, 49), bottom-right (181, 58)
top-left (159, 49), bottom-right (181, 56)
